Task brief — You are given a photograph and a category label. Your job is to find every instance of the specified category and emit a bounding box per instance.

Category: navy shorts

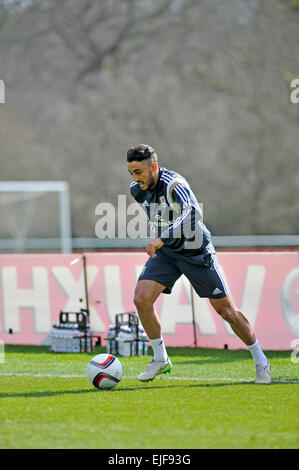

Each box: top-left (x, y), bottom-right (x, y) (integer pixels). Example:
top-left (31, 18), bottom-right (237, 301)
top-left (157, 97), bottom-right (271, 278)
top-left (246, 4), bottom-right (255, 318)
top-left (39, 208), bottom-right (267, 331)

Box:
top-left (138, 243), bottom-right (229, 299)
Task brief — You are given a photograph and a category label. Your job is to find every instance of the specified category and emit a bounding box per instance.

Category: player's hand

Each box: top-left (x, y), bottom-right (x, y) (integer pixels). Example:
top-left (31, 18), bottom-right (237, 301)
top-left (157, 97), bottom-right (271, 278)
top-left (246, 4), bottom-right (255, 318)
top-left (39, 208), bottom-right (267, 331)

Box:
top-left (146, 238), bottom-right (164, 258)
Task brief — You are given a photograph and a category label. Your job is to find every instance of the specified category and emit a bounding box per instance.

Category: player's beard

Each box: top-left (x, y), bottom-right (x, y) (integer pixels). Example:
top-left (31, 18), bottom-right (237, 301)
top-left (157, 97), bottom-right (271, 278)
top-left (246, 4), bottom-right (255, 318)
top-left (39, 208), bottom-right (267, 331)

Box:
top-left (147, 172), bottom-right (157, 190)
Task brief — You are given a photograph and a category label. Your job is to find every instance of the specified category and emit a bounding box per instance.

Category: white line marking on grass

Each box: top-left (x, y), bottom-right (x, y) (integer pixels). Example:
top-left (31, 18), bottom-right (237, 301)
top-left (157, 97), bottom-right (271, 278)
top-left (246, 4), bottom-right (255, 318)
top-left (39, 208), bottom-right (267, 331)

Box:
top-left (0, 372), bottom-right (298, 384)
top-left (0, 372), bottom-right (248, 380)
top-left (0, 372), bottom-right (85, 378)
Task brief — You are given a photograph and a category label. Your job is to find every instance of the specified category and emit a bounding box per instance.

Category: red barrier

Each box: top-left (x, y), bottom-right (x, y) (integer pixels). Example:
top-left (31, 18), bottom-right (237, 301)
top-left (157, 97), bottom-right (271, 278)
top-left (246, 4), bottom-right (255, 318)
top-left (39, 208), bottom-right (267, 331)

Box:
top-left (0, 252), bottom-right (298, 349)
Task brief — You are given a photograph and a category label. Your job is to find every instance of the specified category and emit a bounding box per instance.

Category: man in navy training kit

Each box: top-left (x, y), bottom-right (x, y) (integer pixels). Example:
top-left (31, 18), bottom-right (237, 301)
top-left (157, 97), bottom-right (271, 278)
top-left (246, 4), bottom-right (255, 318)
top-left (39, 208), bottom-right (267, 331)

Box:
top-left (127, 144), bottom-right (271, 384)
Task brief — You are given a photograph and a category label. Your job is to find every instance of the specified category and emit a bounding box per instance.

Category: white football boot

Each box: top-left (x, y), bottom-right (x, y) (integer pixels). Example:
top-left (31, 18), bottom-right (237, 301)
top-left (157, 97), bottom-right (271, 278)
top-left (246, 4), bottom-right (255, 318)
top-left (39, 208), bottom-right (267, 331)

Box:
top-left (137, 357), bottom-right (172, 382)
top-left (255, 362), bottom-right (271, 384)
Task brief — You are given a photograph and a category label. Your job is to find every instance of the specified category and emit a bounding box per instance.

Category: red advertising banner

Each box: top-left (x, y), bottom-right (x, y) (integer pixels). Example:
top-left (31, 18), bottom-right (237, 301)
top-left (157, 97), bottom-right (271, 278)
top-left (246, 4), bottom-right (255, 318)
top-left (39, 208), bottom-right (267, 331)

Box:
top-left (0, 252), bottom-right (298, 350)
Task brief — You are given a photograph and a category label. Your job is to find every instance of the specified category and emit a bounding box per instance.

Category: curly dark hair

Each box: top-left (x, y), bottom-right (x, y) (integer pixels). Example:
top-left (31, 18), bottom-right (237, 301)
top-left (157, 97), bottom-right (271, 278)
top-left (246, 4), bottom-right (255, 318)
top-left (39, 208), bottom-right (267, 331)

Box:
top-left (127, 144), bottom-right (157, 163)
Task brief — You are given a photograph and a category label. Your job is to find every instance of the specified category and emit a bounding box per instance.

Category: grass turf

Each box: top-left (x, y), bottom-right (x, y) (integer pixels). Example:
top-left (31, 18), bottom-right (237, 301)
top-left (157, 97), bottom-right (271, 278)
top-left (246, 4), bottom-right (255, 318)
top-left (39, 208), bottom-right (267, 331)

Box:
top-left (0, 345), bottom-right (298, 449)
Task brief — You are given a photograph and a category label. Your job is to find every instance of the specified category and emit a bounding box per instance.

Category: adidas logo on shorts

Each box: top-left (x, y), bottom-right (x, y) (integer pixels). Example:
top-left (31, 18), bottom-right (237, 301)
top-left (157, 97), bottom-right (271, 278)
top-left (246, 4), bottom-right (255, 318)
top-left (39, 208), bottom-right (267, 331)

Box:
top-left (213, 287), bottom-right (222, 295)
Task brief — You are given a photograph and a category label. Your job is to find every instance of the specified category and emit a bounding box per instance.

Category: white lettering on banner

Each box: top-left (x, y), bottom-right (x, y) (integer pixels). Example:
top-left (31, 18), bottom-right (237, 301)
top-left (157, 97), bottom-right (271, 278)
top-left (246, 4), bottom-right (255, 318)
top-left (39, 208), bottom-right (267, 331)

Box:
top-left (135, 265), bottom-right (216, 335)
top-left (135, 265), bottom-right (144, 281)
top-left (239, 265), bottom-right (266, 327)
top-left (281, 267), bottom-right (299, 336)
top-left (160, 276), bottom-right (193, 333)
top-left (103, 266), bottom-right (125, 323)
top-left (51, 266), bottom-right (105, 332)
top-left (221, 265), bottom-right (266, 336)
top-left (213, 263), bottom-right (234, 335)
top-left (2, 267), bottom-right (50, 333)
top-left (134, 264), bottom-right (217, 335)
top-left (120, 262), bottom-right (266, 338)
top-left (154, 265), bottom-right (265, 337)
top-left (190, 291), bottom-right (217, 335)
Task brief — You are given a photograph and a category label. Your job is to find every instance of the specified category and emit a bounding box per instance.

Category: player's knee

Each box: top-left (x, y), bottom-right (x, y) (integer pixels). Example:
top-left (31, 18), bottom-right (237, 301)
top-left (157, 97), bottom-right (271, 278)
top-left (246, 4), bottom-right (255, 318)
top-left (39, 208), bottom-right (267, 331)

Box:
top-left (133, 291), bottom-right (152, 310)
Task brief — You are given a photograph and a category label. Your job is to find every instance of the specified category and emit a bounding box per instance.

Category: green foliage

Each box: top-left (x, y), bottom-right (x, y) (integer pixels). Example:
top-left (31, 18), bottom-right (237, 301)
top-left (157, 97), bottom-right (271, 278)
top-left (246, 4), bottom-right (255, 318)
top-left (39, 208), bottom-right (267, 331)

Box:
top-left (0, 346), bottom-right (298, 449)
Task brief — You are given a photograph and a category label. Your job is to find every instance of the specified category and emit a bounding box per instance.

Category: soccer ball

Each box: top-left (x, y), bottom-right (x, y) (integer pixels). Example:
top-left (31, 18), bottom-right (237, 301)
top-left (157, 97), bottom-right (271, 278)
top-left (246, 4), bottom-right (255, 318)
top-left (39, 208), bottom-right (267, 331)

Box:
top-left (87, 353), bottom-right (123, 390)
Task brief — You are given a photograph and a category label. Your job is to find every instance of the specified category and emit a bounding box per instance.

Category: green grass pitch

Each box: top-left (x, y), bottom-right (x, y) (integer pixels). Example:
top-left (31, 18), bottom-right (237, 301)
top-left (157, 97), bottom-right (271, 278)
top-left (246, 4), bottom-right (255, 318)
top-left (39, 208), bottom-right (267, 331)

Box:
top-left (0, 345), bottom-right (298, 449)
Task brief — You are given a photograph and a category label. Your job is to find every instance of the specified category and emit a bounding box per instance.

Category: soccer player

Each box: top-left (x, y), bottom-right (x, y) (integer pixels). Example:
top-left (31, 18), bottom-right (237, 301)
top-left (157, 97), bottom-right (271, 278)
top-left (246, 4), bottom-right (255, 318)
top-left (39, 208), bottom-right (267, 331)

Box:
top-left (127, 144), bottom-right (271, 384)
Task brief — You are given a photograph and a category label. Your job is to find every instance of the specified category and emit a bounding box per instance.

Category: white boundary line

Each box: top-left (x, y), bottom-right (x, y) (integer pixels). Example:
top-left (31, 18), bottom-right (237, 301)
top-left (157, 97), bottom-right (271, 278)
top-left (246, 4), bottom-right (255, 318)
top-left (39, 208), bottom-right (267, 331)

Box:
top-left (0, 372), bottom-right (298, 383)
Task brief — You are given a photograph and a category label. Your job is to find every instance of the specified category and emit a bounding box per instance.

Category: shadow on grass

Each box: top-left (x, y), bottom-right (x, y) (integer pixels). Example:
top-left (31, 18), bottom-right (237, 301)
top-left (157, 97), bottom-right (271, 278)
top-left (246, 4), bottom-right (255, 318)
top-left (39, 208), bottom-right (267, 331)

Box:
top-left (1, 378), bottom-right (297, 399)
top-left (3, 345), bottom-right (104, 356)
top-left (4, 346), bottom-right (292, 359)
top-left (0, 388), bottom-right (98, 398)
top-left (171, 350), bottom-right (290, 366)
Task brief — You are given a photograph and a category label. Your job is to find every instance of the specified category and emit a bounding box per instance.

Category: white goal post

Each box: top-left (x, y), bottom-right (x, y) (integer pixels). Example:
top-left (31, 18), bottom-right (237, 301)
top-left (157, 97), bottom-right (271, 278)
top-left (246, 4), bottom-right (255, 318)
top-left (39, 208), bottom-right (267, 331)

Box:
top-left (0, 181), bottom-right (72, 253)
top-left (0, 78), bottom-right (4, 103)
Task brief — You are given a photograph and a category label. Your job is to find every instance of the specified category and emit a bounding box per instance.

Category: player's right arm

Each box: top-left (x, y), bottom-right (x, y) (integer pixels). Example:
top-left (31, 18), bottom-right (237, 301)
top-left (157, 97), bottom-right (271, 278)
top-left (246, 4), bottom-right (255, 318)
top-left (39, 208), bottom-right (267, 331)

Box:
top-left (129, 182), bottom-right (163, 258)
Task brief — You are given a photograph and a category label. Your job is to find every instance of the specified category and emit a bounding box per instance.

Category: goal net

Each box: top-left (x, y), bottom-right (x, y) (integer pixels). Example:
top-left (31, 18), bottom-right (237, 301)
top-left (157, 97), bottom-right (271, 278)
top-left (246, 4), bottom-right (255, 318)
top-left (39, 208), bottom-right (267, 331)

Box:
top-left (0, 181), bottom-right (72, 252)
